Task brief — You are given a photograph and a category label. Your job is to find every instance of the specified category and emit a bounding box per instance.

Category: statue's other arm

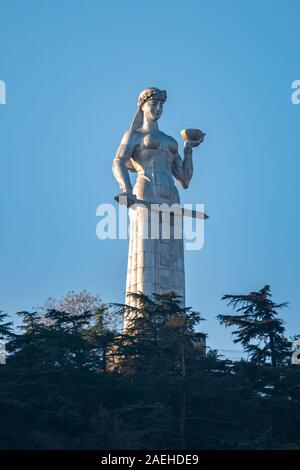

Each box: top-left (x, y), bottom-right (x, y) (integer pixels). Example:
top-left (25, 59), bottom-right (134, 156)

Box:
top-left (172, 142), bottom-right (193, 189)
top-left (112, 130), bottom-right (138, 195)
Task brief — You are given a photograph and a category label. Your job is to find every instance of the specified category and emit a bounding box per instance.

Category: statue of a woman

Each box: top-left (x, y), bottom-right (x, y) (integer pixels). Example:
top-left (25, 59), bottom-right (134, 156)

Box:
top-left (112, 87), bottom-right (204, 327)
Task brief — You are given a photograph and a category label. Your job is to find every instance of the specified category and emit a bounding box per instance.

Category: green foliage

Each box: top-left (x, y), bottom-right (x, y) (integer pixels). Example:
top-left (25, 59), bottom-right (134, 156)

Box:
top-left (0, 288), bottom-right (299, 449)
top-left (111, 292), bottom-right (205, 376)
top-left (0, 311), bottom-right (14, 340)
top-left (217, 285), bottom-right (290, 366)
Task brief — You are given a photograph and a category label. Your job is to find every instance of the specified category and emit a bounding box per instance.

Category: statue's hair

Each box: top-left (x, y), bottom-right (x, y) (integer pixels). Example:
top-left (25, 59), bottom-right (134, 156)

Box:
top-left (130, 87), bottom-right (167, 133)
top-left (137, 87), bottom-right (167, 109)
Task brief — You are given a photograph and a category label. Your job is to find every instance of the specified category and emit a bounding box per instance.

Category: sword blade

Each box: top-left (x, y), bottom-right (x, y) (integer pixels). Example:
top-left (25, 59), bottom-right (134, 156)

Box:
top-left (114, 194), bottom-right (209, 220)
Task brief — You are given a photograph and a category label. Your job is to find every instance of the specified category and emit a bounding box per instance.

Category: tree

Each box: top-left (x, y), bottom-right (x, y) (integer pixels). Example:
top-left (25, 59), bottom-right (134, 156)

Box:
top-left (112, 292), bottom-right (205, 373)
top-left (43, 290), bottom-right (114, 327)
top-left (217, 285), bottom-right (290, 366)
top-left (112, 291), bottom-right (206, 448)
top-left (0, 311), bottom-right (14, 340)
top-left (2, 306), bottom-right (122, 449)
top-left (1, 288), bottom-right (300, 450)
top-left (43, 290), bottom-right (123, 372)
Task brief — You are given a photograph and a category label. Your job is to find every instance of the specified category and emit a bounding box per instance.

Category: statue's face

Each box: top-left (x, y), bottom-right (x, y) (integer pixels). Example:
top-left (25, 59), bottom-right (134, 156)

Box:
top-left (142, 100), bottom-right (163, 121)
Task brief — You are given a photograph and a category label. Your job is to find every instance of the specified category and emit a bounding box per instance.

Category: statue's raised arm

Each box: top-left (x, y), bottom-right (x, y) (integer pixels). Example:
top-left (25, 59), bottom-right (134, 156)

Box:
top-left (172, 130), bottom-right (205, 189)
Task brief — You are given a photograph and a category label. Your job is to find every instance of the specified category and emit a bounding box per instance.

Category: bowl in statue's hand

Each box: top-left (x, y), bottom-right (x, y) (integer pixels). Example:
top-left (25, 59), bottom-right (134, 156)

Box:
top-left (180, 128), bottom-right (206, 144)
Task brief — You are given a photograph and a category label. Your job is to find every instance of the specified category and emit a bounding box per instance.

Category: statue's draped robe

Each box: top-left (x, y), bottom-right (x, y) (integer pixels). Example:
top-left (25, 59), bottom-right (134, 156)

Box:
top-left (125, 203), bottom-right (185, 329)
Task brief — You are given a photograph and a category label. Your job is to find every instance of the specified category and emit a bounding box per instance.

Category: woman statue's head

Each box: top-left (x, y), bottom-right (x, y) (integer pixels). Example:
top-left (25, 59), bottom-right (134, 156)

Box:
top-left (142, 99), bottom-right (163, 121)
top-left (138, 87), bottom-right (167, 121)
top-left (130, 87), bottom-right (167, 130)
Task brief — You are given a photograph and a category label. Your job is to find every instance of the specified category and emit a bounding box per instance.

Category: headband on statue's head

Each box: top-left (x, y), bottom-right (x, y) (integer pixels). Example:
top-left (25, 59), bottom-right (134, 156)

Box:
top-left (130, 87), bottom-right (167, 131)
top-left (137, 88), bottom-right (167, 109)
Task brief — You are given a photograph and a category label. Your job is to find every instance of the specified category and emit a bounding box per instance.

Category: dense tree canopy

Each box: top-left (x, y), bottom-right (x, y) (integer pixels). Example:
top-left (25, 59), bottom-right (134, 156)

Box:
top-left (0, 287), bottom-right (299, 450)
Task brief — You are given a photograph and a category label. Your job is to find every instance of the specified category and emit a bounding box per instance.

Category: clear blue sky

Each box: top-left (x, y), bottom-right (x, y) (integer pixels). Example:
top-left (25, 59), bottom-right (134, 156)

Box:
top-left (1, 0), bottom-right (299, 354)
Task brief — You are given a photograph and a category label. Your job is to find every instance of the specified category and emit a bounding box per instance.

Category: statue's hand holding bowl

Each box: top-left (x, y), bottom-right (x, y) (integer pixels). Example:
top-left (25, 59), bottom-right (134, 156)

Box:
top-left (181, 129), bottom-right (206, 148)
top-left (184, 138), bottom-right (204, 148)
